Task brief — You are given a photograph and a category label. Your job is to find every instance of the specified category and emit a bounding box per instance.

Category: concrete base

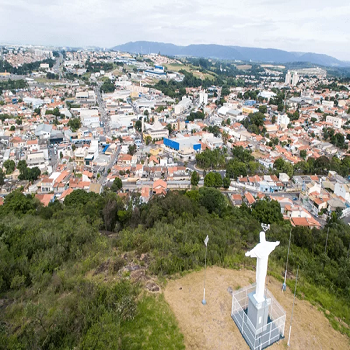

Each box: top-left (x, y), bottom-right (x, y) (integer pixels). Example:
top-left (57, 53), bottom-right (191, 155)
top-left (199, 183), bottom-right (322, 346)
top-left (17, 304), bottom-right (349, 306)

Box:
top-left (232, 311), bottom-right (283, 350)
top-left (247, 292), bottom-right (271, 333)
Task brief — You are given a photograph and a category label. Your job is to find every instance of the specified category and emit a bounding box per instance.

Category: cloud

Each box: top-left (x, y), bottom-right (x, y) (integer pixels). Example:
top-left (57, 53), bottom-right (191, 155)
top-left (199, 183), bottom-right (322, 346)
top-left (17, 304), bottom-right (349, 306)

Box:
top-left (0, 0), bottom-right (349, 60)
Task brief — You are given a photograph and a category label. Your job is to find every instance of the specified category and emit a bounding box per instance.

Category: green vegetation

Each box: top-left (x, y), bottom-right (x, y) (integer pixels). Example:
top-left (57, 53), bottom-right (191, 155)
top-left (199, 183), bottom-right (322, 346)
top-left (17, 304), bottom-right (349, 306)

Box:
top-left (191, 171), bottom-right (199, 186)
top-left (3, 159), bottom-right (15, 174)
top-left (294, 155), bottom-right (350, 177)
top-left (46, 72), bottom-right (59, 80)
top-left (111, 177), bottom-right (123, 191)
top-left (100, 79), bottom-right (115, 93)
top-left (323, 127), bottom-right (347, 149)
top-left (86, 60), bottom-right (114, 73)
top-left (1, 185), bottom-right (350, 346)
top-left (17, 160), bottom-right (41, 181)
top-left (0, 79), bottom-right (28, 95)
top-left (0, 169), bottom-right (4, 186)
top-left (204, 171), bottom-right (222, 188)
top-left (187, 110), bottom-right (205, 121)
top-left (196, 147), bottom-right (264, 179)
top-left (242, 112), bottom-right (266, 135)
top-left (0, 58), bottom-right (55, 75)
top-left (196, 148), bottom-right (226, 170)
top-left (121, 295), bottom-right (185, 350)
top-left (68, 117), bottom-right (81, 131)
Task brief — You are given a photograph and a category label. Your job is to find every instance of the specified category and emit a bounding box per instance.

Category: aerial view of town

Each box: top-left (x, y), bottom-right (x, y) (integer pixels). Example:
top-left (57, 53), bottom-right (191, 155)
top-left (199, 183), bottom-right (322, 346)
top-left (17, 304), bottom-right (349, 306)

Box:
top-left (1, 1), bottom-right (350, 349)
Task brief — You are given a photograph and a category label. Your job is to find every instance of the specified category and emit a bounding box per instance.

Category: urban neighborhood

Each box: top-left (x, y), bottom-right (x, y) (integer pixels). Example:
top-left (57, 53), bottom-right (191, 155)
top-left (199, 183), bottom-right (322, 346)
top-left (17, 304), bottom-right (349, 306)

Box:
top-left (1, 47), bottom-right (350, 230)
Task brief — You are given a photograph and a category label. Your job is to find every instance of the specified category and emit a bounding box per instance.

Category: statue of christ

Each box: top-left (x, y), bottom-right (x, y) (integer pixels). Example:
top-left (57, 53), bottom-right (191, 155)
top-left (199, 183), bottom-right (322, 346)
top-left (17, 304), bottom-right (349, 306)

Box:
top-left (245, 231), bottom-right (280, 303)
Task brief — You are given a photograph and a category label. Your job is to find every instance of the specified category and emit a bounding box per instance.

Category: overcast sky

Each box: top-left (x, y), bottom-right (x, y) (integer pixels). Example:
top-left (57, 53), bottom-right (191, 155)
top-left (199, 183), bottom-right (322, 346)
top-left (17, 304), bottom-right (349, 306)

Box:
top-left (1, 0), bottom-right (350, 60)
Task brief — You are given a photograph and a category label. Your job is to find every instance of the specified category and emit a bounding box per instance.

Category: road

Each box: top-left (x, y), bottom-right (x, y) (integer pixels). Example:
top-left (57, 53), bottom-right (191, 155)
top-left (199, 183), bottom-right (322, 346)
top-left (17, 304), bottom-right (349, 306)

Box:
top-left (52, 53), bottom-right (64, 79)
top-left (98, 146), bottom-right (120, 185)
top-left (94, 81), bottom-right (119, 185)
top-left (95, 83), bottom-right (110, 135)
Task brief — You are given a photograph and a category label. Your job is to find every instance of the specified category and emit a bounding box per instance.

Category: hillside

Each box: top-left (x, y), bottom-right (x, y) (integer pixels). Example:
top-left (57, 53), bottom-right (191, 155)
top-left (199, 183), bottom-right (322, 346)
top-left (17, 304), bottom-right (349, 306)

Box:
top-left (165, 267), bottom-right (350, 349)
top-left (112, 41), bottom-right (349, 67)
top-left (1, 189), bottom-right (350, 348)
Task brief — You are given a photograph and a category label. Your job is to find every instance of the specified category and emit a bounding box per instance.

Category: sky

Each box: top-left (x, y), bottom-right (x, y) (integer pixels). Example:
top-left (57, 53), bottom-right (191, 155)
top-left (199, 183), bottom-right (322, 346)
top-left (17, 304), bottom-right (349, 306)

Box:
top-left (1, 0), bottom-right (350, 61)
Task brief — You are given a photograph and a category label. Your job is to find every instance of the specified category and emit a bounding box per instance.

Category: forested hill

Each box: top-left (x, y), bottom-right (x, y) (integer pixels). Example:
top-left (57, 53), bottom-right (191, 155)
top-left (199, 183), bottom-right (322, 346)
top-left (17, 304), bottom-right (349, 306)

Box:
top-left (112, 41), bottom-right (350, 67)
top-left (1, 188), bottom-right (350, 348)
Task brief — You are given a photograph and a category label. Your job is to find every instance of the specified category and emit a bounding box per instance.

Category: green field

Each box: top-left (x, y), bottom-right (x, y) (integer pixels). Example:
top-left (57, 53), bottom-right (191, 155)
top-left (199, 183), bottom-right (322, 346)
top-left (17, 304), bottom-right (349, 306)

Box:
top-left (121, 294), bottom-right (185, 350)
top-left (164, 63), bottom-right (217, 80)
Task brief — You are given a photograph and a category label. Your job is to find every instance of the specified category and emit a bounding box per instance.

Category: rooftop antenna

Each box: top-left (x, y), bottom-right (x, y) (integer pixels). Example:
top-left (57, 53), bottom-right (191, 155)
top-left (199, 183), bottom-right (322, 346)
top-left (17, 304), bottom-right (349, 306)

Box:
top-left (287, 266), bottom-right (299, 347)
top-left (282, 228), bottom-right (292, 292)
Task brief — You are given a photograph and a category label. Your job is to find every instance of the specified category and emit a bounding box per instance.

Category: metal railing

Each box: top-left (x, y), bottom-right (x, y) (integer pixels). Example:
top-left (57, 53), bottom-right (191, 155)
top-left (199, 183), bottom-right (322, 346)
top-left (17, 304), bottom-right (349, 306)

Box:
top-left (231, 283), bottom-right (286, 350)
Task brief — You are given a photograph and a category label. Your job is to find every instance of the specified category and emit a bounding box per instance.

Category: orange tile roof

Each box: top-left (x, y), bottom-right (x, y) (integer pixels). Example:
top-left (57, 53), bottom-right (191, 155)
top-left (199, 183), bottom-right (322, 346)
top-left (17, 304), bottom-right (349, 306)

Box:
top-left (245, 192), bottom-right (256, 205)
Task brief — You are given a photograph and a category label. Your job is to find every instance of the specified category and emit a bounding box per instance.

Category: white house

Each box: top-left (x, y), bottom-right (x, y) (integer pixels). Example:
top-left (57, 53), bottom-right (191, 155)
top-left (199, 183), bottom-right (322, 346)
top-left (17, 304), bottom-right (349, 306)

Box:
top-left (326, 115), bottom-right (343, 129)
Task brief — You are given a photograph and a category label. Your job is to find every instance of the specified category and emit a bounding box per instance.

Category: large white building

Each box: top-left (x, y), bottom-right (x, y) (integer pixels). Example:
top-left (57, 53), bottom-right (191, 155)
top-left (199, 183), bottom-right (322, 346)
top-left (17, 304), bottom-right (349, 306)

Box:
top-left (285, 71), bottom-right (299, 86)
top-left (292, 72), bottom-right (299, 86)
top-left (143, 116), bottom-right (169, 141)
top-left (79, 109), bottom-right (100, 128)
top-left (199, 91), bottom-right (208, 105)
top-left (326, 115), bottom-right (343, 129)
top-left (174, 96), bottom-right (192, 115)
top-left (322, 100), bottom-right (335, 109)
top-left (277, 114), bottom-right (290, 129)
top-left (285, 71), bottom-right (291, 85)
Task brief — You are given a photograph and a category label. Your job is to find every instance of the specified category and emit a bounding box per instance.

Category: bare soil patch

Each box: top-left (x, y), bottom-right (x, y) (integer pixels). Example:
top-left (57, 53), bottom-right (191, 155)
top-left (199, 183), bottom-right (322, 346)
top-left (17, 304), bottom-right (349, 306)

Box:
top-left (164, 266), bottom-right (349, 350)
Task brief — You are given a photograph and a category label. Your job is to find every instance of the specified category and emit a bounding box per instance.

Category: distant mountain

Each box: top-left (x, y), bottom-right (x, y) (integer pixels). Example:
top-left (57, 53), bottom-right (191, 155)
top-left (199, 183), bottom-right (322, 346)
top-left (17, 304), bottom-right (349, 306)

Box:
top-left (112, 41), bottom-right (349, 67)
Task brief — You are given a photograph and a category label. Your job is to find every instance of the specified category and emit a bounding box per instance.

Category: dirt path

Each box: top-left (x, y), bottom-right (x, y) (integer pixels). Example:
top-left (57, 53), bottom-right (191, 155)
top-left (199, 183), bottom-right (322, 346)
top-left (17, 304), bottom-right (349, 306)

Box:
top-left (164, 267), bottom-right (349, 350)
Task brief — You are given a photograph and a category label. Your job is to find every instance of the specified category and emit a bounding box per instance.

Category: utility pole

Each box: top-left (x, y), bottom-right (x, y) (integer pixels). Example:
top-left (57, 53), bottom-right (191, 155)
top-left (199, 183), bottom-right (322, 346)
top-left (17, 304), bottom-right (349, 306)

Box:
top-left (202, 235), bottom-right (209, 305)
top-left (288, 266), bottom-right (299, 347)
top-left (282, 229), bottom-right (292, 292)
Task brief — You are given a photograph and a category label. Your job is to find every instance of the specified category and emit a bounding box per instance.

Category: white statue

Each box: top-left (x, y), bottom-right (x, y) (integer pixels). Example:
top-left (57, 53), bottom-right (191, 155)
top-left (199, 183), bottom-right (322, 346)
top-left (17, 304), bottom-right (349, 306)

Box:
top-left (246, 231), bottom-right (280, 303)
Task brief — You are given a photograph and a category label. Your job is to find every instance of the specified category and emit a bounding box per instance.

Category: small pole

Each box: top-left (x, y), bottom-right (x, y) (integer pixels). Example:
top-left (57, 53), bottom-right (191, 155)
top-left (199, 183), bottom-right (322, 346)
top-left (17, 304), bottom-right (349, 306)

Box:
top-left (202, 235), bottom-right (209, 305)
top-left (283, 229), bottom-right (292, 292)
top-left (287, 266), bottom-right (299, 347)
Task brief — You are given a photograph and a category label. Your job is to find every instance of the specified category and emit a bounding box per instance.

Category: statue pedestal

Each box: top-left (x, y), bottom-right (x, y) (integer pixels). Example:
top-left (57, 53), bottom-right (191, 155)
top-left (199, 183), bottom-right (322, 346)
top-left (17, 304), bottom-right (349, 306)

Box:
top-left (247, 292), bottom-right (271, 334)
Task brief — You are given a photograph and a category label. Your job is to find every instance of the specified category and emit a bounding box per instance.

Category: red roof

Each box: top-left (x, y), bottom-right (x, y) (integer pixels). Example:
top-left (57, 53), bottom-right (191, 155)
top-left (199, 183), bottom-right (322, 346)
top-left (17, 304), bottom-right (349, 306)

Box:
top-left (245, 192), bottom-right (256, 205)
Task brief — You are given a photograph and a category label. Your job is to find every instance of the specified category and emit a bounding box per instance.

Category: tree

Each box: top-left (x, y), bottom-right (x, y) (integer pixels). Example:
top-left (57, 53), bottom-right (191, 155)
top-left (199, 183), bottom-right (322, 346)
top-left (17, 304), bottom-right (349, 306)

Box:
top-left (232, 146), bottom-right (254, 162)
top-left (68, 118), bottom-right (81, 132)
top-left (226, 160), bottom-right (247, 179)
top-left (4, 160), bottom-right (15, 174)
top-left (191, 171), bottom-right (199, 186)
top-left (259, 105), bottom-right (267, 114)
top-left (135, 120), bottom-right (142, 132)
top-left (144, 110), bottom-right (149, 116)
top-left (243, 112), bottom-right (265, 135)
top-left (17, 160), bottom-right (27, 174)
top-left (251, 198), bottom-right (283, 224)
top-left (166, 124), bottom-right (173, 134)
top-left (145, 136), bottom-right (152, 145)
top-left (10, 125), bottom-right (15, 131)
top-left (111, 177), bottom-right (123, 191)
top-left (223, 176), bottom-right (230, 188)
top-left (204, 172), bottom-right (222, 188)
top-left (128, 144), bottom-right (137, 156)
top-left (0, 169), bottom-right (4, 186)
top-left (271, 115), bottom-right (276, 124)
top-left (222, 131), bottom-right (229, 145)
top-left (100, 80), bottom-right (115, 93)
top-left (199, 187), bottom-right (226, 214)
top-left (300, 150), bottom-right (307, 159)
